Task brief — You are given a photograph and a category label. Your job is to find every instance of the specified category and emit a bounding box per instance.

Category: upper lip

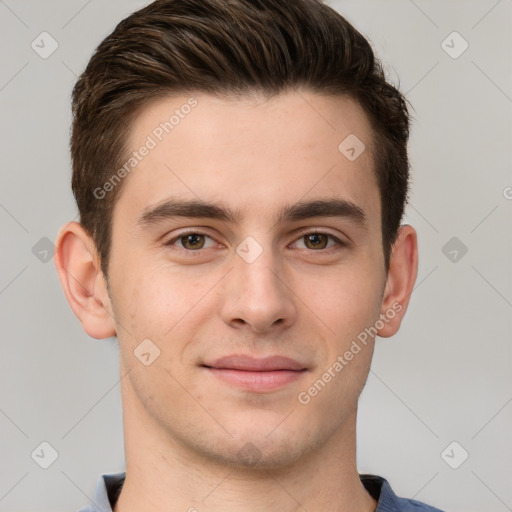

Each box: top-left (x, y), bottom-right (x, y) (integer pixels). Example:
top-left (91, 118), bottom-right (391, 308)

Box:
top-left (202, 355), bottom-right (307, 371)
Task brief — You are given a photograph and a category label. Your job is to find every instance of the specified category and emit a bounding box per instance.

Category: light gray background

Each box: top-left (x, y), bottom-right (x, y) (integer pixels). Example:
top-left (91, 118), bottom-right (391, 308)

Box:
top-left (1, 0), bottom-right (511, 511)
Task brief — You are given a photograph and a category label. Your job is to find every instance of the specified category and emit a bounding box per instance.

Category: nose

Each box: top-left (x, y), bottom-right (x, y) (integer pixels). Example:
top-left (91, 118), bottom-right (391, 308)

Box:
top-left (218, 245), bottom-right (297, 334)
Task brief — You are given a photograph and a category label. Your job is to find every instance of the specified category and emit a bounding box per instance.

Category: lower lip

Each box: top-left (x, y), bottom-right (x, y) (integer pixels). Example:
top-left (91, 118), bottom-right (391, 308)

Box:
top-left (205, 368), bottom-right (306, 392)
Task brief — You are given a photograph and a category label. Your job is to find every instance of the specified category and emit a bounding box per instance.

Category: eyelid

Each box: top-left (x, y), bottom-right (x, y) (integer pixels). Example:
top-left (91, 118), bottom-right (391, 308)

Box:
top-left (164, 228), bottom-right (218, 248)
top-left (290, 228), bottom-right (348, 248)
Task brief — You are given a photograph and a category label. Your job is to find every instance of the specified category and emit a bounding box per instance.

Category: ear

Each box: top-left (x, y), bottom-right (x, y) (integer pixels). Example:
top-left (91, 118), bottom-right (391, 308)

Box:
top-left (377, 224), bottom-right (418, 338)
top-left (54, 221), bottom-right (116, 339)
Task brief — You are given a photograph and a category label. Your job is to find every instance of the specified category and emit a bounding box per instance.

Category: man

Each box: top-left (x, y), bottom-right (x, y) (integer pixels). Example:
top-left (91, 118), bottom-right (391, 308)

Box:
top-left (55, 0), bottom-right (444, 510)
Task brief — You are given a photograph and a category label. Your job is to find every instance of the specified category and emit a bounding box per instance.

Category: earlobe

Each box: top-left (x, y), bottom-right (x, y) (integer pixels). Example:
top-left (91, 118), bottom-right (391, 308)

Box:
top-left (377, 224), bottom-right (418, 338)
top-left (54, 221), bottom-right (116, 339)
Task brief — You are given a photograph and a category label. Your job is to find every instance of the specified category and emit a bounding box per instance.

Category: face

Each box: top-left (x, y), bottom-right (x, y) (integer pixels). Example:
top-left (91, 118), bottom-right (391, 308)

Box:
top-left (105, 91), bottom-right (389, 469)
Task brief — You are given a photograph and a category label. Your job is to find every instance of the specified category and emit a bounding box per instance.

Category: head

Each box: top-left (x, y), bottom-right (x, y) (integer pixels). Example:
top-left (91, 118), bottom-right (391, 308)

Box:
top-left (56, 0), bottom-right (417, 471)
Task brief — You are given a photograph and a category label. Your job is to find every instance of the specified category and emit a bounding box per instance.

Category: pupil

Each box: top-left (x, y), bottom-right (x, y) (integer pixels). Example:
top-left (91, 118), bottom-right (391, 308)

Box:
top-left (183, 234), bottom-right (204, 249)
top-left (307, 234), bottom-right (326, 249)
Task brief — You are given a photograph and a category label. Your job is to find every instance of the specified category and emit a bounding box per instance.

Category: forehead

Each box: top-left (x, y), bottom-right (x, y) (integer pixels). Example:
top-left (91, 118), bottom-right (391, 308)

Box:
top-left (114, 91), bottom-right (380, 228)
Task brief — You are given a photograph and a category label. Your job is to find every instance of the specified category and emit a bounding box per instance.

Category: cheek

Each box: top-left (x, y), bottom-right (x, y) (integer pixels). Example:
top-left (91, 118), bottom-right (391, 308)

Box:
top-left (110, 262), bottom-right (206, 407)
top-left (303, 264), bottom-right (383, 338)
top-left (110, 258), bottom-right (216, 347)
top-left (299, 275), bottom-right (380, 412)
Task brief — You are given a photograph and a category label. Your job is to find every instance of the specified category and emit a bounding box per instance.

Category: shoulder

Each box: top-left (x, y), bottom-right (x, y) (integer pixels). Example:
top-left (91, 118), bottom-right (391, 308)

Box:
top-left (394, 496), bottom-right (446, 511)
top-left (75, 472), bottom-right (126, 512)
top-left (360, 474), bottom-right (446, 512)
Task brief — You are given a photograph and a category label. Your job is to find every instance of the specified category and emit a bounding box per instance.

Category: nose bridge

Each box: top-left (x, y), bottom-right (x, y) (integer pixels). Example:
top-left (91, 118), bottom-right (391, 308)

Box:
top-left (220, 236), bottom-right (296, 332)
top-left (237, 248), bottom-right (280, 297)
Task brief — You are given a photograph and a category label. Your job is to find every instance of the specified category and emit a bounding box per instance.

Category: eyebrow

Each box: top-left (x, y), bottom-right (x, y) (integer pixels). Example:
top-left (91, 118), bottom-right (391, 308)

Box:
top-left (137, 198), bottom-right (367, 229)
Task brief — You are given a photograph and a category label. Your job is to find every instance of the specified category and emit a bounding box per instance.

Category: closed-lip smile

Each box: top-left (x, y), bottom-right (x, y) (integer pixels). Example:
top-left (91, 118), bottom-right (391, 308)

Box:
top-left (201, 355), bottom-right (308, 392)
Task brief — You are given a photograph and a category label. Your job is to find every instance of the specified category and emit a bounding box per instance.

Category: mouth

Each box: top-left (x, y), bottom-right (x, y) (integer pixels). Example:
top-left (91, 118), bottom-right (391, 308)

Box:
top-left (201, 355), bottom-right (309, 392)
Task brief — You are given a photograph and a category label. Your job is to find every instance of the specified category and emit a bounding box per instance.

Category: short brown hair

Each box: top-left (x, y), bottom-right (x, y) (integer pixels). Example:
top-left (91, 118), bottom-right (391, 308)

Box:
top-left (70, 0), bottom-right (410, 275)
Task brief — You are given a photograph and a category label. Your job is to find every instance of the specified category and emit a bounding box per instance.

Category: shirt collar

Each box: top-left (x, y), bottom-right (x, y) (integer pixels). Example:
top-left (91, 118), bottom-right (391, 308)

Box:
top-left (79, 472), bottom-right (419, 512)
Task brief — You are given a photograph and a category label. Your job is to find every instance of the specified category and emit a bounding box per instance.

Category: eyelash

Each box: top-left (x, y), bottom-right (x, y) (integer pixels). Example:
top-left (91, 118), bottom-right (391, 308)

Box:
top-left (165, 228), bottom-right (346, 251)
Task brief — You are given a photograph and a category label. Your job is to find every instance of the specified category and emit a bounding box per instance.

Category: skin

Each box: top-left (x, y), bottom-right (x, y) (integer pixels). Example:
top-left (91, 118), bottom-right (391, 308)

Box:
top-left (55, 90), bottom-right (418, 512)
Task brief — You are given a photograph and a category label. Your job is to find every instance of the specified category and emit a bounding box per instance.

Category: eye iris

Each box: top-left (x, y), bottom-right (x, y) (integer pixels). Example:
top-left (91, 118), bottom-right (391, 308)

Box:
top-left (305, 233), bottom-right (328, 249)
top-left (181, 234), bottom-right (205, 250)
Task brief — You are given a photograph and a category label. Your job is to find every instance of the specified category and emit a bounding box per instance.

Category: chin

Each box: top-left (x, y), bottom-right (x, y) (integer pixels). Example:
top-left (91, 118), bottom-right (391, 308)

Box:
top-left (191, 419), bottom-right (320, 472)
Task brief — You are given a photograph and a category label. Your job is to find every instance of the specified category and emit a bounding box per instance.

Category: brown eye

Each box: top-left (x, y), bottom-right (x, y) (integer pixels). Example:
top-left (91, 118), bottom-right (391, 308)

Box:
top-left (180, 233), bottom-right (206, 250)
top-left (166, 231), bottom-right (218, 251)
top-left (303, 233), bottom-right (329, 250)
